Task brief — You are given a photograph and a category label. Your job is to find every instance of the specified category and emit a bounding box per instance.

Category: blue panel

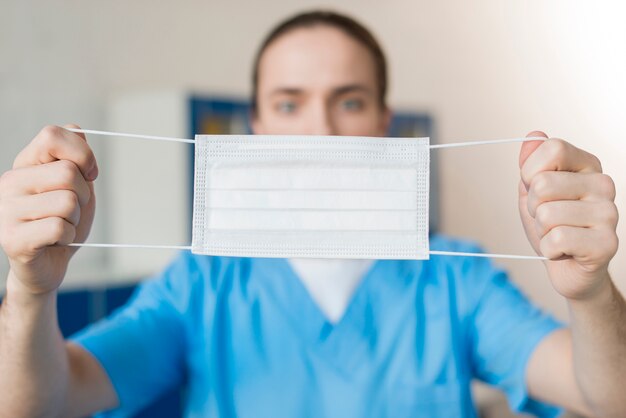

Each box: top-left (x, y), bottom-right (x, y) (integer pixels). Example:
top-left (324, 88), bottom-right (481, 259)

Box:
top-left (388, 112), bottom-right (432, 138)
top-left (134, 388), bottom-right (183, 418)
top-left (105, 284), bottom-right (137, 314)
top-left (57, 290), bottom-right (91, 338)
top-left (189, 95), bottom-right (251, 136)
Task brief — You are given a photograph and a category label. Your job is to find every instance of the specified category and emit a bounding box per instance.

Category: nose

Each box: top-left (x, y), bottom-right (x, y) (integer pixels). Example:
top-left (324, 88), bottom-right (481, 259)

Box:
top-left (308, 99), bottom-right (336, 136)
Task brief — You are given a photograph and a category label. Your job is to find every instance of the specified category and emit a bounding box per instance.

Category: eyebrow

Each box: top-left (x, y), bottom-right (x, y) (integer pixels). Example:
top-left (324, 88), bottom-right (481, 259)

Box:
top-left (269, 87), bottom-right (303, 96)
top-left (269, 84), bottom-right (374, 98)
top-left (331, 84), bottom-right (374, 98)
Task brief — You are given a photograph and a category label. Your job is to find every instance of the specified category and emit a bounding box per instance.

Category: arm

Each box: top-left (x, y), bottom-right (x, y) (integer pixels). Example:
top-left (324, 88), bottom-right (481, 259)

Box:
top-left (527, 285), bottom-right (626, 418)
top-left (0, 276), bottom-right (117, 417)
top-left (0, 125), bottom-right (117, 417)
top-left (519, 132), bottom-right (625, 417)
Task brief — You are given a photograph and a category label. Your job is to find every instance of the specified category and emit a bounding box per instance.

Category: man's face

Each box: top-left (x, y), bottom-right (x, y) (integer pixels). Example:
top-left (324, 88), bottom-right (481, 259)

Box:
top-left (253, 26), bottom-right (390, 137)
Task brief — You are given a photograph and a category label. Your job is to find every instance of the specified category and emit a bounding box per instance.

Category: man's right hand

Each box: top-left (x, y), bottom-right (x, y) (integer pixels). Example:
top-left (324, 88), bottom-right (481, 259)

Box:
top-left (0, 124), bottom-right (98, 296)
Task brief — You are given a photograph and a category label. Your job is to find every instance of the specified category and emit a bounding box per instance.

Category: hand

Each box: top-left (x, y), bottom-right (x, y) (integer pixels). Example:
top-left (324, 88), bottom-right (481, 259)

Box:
top-left (0, 125), bottom-right (98, 295)
top-left (519, 131), bottom-right (618, 301)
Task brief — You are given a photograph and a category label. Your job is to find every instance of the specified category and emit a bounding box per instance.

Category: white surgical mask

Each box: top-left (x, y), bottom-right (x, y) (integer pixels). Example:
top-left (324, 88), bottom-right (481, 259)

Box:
top-left (192, 135), bottom-right (430, 259)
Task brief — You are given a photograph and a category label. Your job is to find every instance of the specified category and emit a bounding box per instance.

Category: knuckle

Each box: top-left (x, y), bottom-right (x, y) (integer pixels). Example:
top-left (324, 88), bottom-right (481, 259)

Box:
top-left (591, 154), bottom-right (603, 172)
top-left (0, 235), bottom-right (16, 257)
top-left (1, 223), bottom-right (22, 257)
top-left (607, 233), bottom-right (619, 257)
top-left (56, 160), bottom-right (79, 186)
top-left (77, 153), bottom-right (92, 170)
top-left (58, 190), bottom-right (79, 213)
top-left (72, 147), bottom-right (91, 169)
top-left (0, 170), bottom-right (12, 192)
top-left (548, 226), bottom-right (567, 247)
top-left (48, 217), bottom-right (67, 239)
top-left (534, 204), bottom-right (551, 229)
top-left (0, 196), bottom-right (16, 222)
top-left (539, 236), bottom-right (554, 258)
top-left (596, 228), bottom-right (620, 262)
top-left (38, 125), bottom-right (63, 145)
top-left (547, 138), bottom-right (567, 157)
top-left (525, 192), bottom-right (537, 217)
top-left (604, 202), bottom-right (619, 226)
top-left (596, 174), bottom-right (616, 200)
top-left (549, 138), bottom-right (568, 153)
top-left (530, 172), bottom-right (551, 198)
top-left (545, 139), bottom-right (569, 168)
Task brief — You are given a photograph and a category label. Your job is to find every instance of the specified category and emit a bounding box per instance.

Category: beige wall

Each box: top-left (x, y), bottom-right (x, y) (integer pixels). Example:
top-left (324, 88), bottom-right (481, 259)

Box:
top-left (1, 0), bottom-right (625, 318)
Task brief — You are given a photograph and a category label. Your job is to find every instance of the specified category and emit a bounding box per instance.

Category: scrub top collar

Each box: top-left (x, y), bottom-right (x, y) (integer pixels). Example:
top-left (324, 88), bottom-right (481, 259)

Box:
top-left (250, 257), bottom-right (427, 375)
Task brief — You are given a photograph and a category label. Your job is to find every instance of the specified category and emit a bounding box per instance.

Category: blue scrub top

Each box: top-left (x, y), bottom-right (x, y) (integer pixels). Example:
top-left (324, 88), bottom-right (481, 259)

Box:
top-left (73, 235), bottom-right (563, 417)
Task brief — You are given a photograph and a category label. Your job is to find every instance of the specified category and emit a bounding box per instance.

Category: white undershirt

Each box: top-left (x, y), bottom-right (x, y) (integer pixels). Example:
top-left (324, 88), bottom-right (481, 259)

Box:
top-left (287, 258), bottom-right (374, 324)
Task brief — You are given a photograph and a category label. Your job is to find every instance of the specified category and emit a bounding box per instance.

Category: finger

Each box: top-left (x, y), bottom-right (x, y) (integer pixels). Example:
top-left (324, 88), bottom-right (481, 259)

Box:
top-left (0, 160), bottom-right (91, 206)
top-left (8, 190), bottom-right (81, 226)
top-left (519, 131), bottom-right (548, 168)
top-left (534, 200), bottom-right (619, 238)
top-left (526, 172), bottom-right (616, 217)
top-left (5, 217), bottom-right (76, 256)
top-left (13, 125), bottom-right (98, 181)
top-left (518, 180), bottom-right (541, 253)
top-left (540, 225), bottom-right (618, 263)
top-left (63, 124), bottom-right (98, 180)
top-left (521, 138), bottom-right (602, 189)
top-left (64, 123), bottom-right (86, 141)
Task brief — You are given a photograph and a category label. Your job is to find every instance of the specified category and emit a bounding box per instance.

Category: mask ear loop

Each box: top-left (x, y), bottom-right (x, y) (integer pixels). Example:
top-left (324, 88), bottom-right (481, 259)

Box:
top-left (65, 128), bottom-right (195, 144)
top-left (66, 243), bottom-right (547, 260)
top-left (66, 128), bottom-right (545, 148)
top-left (63, 128), bottom-right (548, 261)
top-left (68, 243), bottom-right (193, 250)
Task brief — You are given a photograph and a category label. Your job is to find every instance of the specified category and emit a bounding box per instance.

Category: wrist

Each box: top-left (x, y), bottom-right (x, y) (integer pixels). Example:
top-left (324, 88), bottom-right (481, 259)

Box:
top-left (566, 272), bottom-right (615, 309)
top-left (6, 270), bottom-right (57, 306)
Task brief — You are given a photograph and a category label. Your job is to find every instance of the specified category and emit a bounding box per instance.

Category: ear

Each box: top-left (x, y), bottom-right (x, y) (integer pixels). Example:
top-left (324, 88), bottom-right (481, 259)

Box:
top-left (519, 130), bottom-right (548, 168)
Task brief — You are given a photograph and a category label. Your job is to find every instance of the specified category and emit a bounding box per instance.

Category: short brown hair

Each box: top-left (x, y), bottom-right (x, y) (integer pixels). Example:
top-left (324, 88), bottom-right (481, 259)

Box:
top-left (251, 10), bottom-right (388, 112)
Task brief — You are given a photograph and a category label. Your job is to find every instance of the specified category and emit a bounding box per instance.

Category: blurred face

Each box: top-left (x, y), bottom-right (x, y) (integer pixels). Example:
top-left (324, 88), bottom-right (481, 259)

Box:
top-left (253, 25), bottom-right (390, 136)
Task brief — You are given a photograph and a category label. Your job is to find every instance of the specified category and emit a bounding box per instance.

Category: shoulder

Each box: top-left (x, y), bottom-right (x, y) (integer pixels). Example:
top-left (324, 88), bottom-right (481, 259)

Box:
top-left (428, 233), bottom-right (503, 276)
top-left (135, 252), bottom-right (250, 312)
top-left (153, 251), bottom-right (249, 285)
top-left (423, 234), bottom-right (511, 310)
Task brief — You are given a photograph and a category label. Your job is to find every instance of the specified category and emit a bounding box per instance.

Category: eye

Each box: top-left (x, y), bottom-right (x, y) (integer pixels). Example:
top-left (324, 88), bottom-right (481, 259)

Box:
top-left (276, 100), bottom-right (298, 114)
top-left (340, 98), bottom-right (364, 111)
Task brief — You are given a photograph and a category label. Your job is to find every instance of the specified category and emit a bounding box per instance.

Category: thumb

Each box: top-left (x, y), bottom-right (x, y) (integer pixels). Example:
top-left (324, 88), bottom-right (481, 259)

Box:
top-left (63, 123), bottom-right (86, 141)
top-left (519, 130), bottom-right (548, 168)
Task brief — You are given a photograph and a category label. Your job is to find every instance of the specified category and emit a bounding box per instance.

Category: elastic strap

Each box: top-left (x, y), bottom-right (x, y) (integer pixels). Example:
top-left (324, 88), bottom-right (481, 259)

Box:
top-left (65, 127), bottom-right (545, 148)
top-left (68, 243), bottom-right (546, 260)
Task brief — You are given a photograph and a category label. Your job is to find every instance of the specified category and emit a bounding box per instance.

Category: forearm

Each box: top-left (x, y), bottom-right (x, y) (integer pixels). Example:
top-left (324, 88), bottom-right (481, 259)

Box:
top-left (0, 271), bottom-right (69, 417)
top-left (568, 274), bottom-right (626, 417)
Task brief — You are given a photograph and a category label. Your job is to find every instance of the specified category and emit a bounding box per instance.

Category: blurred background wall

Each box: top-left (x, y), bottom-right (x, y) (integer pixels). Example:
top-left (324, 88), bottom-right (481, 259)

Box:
top-left (1, 1), bottom-right (625, 415)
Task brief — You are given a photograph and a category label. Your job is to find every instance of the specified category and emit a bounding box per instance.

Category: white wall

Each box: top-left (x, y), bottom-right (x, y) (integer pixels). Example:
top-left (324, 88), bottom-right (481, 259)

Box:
top-left (1, 0), bottom-right (625, 314)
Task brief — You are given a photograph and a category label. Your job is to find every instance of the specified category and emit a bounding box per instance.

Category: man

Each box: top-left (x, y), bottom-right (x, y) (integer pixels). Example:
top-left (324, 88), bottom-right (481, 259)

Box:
top-left (0, 10), bottom-right (624, 418)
